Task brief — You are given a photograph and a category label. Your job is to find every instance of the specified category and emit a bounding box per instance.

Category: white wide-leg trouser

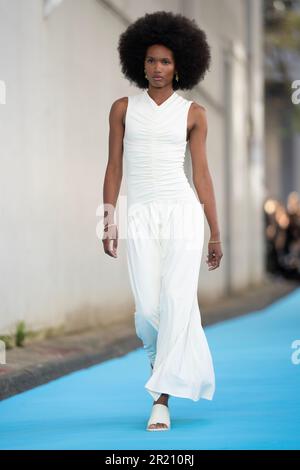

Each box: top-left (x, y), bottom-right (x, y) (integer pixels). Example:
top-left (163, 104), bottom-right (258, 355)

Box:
top-left (126, 198), bottom-right (215, 402)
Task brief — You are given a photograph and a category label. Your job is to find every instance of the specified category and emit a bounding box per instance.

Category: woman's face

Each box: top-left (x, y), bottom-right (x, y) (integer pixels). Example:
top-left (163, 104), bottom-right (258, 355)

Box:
top-left (144, 44), bottom-right (176, 89)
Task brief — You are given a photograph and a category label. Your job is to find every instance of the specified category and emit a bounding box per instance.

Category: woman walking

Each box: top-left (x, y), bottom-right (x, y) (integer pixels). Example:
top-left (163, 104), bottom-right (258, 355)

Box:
top-left (102, 11), bottom-right (223, 431)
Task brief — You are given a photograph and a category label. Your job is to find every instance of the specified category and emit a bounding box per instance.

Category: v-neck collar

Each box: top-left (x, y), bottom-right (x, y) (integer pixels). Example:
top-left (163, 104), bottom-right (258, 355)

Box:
top-left (144, 89), bottom-right (177, 109)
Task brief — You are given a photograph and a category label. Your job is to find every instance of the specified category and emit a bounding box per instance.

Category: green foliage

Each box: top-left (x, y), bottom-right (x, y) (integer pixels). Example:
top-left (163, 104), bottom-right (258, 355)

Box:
top-left (0, 335), bottom-right (14, 349)
top-left (15, 321), bottom-right (27, 347)
top-left (265, 7), bottom-right (300, 82)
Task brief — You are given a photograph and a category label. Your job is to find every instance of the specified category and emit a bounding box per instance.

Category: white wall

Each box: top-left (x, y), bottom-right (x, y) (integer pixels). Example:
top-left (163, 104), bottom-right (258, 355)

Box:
top-left (0, 0), bottom-right (265, 335)
top-left (0, 0), bottom-right (134, 335)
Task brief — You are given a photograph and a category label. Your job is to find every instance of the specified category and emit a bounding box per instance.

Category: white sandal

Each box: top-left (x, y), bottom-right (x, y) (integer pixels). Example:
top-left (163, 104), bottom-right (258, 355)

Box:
top-left (146, 403), bottom-right (171, 431)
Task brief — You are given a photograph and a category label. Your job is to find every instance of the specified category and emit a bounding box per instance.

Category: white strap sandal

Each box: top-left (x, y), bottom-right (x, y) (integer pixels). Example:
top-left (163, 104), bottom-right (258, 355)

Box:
top-left (146, 404), bottom-right (171, 431)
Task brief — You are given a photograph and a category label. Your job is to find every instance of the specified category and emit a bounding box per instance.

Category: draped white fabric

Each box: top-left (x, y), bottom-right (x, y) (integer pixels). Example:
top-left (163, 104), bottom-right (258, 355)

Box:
top-left (124, 89), bottom-right (215, 402)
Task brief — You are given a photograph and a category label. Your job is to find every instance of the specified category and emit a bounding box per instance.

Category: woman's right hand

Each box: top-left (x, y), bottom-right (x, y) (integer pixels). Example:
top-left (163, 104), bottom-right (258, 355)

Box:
top-left (102, 224), bottom-right (118, 258)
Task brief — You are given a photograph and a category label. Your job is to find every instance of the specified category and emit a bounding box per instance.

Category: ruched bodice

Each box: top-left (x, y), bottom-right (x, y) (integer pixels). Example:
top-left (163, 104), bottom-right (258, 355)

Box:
top-left (123, 89), bottom-right (195, 208)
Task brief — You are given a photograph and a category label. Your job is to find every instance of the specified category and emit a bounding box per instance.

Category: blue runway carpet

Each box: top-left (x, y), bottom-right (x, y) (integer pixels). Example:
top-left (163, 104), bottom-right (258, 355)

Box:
top-left (0, 288), bottom-right (300, 449)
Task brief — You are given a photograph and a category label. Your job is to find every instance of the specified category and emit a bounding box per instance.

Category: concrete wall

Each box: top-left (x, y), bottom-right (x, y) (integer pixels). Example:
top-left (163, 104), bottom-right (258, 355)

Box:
top-left (0, 0), bottom-right (265, 336)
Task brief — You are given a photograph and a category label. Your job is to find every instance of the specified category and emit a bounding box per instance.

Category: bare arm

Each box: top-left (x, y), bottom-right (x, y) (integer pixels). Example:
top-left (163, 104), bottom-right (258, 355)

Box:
top-left (189, 103), bottom-right (223, 270)
top-left (102, 97), bottom-right (126, 257)
top-left (189, 104), bottom-right (220, 240)
top-left (103, 98), bottom-right (126, 224)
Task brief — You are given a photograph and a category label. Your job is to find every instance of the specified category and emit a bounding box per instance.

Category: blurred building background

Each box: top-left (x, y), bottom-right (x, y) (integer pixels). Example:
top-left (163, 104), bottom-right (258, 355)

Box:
top-left (264, 0), bottom-right (300, 280)
top-left (0, 0), bottom-right (266, 339)
top-left (265, 0), bottom-right (300, 199)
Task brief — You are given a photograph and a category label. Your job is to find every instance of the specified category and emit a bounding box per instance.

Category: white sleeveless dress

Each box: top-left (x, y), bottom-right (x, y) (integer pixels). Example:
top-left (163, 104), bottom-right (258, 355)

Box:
top-left (123, 89), bottom-right (215, 402)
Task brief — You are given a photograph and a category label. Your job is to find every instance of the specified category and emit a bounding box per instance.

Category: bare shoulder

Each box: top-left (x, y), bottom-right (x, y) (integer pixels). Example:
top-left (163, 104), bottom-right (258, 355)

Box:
top-left (189, 101), bottom-right (208, 133)
top-left (109, 96), bottom-right (128, 126)
top-left (190, 101), bottom-right (207, 118)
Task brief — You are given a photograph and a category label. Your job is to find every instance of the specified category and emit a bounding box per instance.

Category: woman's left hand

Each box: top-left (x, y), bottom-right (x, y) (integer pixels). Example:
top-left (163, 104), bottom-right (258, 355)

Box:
top-left (206, 241), bottom-right (223, 270)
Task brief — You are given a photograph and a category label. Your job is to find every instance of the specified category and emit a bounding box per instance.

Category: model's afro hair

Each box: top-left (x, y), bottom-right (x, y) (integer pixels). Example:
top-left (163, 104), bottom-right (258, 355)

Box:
top-left (117, 10), bottom-right (211, 91)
